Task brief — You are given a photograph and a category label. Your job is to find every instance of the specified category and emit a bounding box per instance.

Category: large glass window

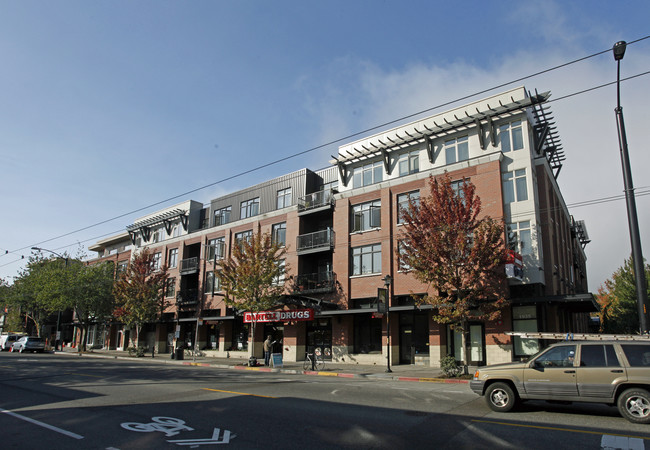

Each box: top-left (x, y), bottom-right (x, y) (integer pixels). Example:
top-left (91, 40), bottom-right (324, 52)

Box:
top-left (277, 188), bottom-right (292, 209)
top-left (507, 221), bottom-right (532, 256)
top-left (207, 237), bottom-right (225, 261)
top-left (353, 314), bottom-right (382, 353)
top-left (352, 244), bottom-right (382, 275)
top-left (152, 252), bottom-right (161, 270)
top-left (205, 271), bottom-right (221, 294)
top-left (397, 191), bottom-right (420, 224)
top-left (168, 248), bottom-right (178, 268)
top-left (512, 305), bottom-right (539, 357)
top-left (353, 161), bottom-right (383, 188)
top-left (235, 230), bottom-right (253, 251)
top-left (165, 279), bottom-right (176, 298)
top-left (398, 150), bottom-right (419, 176)
top-left (499, 120), bottom-right (524, 153)
top-left (240, 198), bottom-right (260, 219)
top-left (446, 324), bottom-right (485, 365)
top-left (273, 259), bottom-right (286, 286)
top-left (503, 169), bottom-right (528, 203)
top-left (351, 200), bottom-right (381, 232)
top-left (272, 222), bottom-right (286, 247)
top-left (445, 136), bottom-right (469, 164)
top-left (214, 206), bottom-right (231, 226)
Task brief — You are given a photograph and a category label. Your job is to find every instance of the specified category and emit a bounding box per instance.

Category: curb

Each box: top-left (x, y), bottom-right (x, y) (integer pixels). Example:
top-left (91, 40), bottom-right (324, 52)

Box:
top-left (53, 351), bottom-right (468, 384)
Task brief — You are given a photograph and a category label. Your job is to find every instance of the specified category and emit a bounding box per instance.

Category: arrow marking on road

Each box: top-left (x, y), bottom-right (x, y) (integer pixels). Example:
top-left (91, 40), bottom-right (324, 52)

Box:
top-left (168, 428), bottom-right (235, 446)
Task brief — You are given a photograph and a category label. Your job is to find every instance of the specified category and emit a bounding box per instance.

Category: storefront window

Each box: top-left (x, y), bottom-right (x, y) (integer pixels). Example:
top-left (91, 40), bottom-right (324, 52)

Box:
top-left (446, 324), bottom-right (485, 365)
top-left (512, 305), bottom-right (539, 357)
top-left (354, 314), bottom-right (382, 353)
top-left (231, 320), bottom-right (248, 351)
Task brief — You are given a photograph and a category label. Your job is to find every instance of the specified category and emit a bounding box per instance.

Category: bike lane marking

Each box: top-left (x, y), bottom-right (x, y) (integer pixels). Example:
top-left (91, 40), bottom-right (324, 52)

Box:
top-left (0, 407), bottom-right (84, 440)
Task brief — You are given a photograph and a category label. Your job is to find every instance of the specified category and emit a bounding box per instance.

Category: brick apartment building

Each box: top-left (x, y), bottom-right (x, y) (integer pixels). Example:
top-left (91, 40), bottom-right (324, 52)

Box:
top-left (85, 86), bottom-right (595, 367)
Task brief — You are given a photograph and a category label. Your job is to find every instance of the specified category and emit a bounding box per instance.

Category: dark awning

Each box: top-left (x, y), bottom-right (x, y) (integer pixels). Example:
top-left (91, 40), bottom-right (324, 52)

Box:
top-left (510, 293), bottom-right (599, 313)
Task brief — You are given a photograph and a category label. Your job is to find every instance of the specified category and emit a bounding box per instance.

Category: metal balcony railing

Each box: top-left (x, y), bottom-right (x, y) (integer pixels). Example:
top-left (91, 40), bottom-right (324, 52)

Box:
top-left (298, 189), bottom-right (334, 213)
top-left (296, 229), bottom-right (334, 254)
top-left (293, 271), bottom-right (336, 294)
top-left (176, 289), bottom-right (199, 306)
top-left (180, 257), bottom-right (199, 275)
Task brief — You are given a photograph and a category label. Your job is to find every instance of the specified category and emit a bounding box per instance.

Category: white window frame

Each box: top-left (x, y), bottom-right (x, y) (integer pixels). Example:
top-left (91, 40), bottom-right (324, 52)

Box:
top-left (503, 169), bottom-right (528, 203)
top-left (499, 120), bottom-right (524, 153)
top-left (351, 200), bottom-right (381, 232)
top-left (398, 150), bottom-right (419, 176)
top-left (214, 206), bottom-right (231, 226)
top-left (240, 198), bottom-right (259, 219)
top-left (272, 222), bottom-right (286, 247)
top-left (276, 188), bottom-right (292, 209)
top-left (352, 244), bottom-right (382, 275)
top-left (397, 191), bottom-right (420, 224)
top-left (507, 221), bottom-right (533, 256)
top-left (352, 161), bottom-right (383, 188)
top-left (168, 248), bottom-right (178, 268)
top-left (445, 136), bottom-right (469, 165)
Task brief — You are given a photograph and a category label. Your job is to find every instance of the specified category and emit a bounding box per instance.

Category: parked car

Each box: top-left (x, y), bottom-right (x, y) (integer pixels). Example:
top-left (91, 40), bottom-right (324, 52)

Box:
top-left (11, 336), bottom-right (46, 353)
top-left (470, 340), bottom-right (650, 424)
top-left (0, 334), bottom-right (22, 351)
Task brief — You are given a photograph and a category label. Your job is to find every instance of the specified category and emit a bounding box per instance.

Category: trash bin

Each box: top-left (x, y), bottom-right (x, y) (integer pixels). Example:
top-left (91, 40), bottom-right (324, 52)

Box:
top-left (175, 348), bottom-right (184, 360)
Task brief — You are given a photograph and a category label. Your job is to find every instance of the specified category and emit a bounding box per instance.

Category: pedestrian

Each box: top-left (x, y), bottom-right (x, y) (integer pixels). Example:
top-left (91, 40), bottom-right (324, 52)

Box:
top-left (264, 335), bottom-right (274, 366)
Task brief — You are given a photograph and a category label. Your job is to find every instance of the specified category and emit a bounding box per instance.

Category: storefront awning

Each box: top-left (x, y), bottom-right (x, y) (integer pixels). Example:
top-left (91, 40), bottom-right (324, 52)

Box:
top-left (510, 293), bottom-right (599, 313)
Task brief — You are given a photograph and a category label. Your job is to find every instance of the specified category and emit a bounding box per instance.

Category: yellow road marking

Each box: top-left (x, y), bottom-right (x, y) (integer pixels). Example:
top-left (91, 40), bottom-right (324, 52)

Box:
top-left (202, 388), bottom-right (276, 399)
top-left (472, 419), bottom-right (650, 441)
top-left (63, 372), bottom-right (104, 378)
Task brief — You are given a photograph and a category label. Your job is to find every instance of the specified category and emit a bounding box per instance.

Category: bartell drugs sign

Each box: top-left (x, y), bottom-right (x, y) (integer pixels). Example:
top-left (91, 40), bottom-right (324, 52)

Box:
top-left (243, 309), bottom-right (314, 323)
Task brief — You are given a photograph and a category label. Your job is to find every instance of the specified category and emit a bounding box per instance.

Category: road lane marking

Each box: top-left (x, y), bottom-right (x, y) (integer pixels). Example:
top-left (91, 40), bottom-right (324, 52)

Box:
top-left (202, 388), bottom-right (276, 398)
top-left (0, 407), bottom-right (84, 440)
top-left (472, 419), bottom-right (650, 441)
top-left (64, 372), bottom-right (105, 378)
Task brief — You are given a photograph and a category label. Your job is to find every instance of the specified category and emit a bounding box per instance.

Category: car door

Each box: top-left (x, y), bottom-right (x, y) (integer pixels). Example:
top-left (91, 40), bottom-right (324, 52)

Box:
top-left (576, 343), bottom-right (625, 399)
top-left (523, 344), bottom-right (578, 397)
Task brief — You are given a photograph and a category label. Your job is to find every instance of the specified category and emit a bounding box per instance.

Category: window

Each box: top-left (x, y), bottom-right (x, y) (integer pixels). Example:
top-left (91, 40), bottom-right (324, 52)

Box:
top-left (207, 237), bottom-right (225, 261)
top-left (445, 136), bottom-right (469, 164)
top-left (168, 248), bottom-right (178, 268)
top-left (273, 259), bottom-right (286, 286)
top-left (152, 252), bottom-right (161, 270)
top-left (580, 345), bottom-right (620, 367)
top-left (240, 198), bottom-right (260, 219)
top-left (512, 305), bottom-right (539, 357)
top-left (503, 169), bottom-right (528, 203)
top-left (507, 221), bottom-right (532, 255)
top-left (235, 230), bottom-right (253, 251)
top-left (352, 244), bottom-right (382, 275)
top-left (214, 206), bottom-right (231, 226)
top-left (621, 344), bottom-right (650, 367)
top-left (352, 161), bottom-right (383, 188)
top-left (272, 223), bottom-right (286, 247)
top-left (536, 345), bottom-right (576, 367)
top-left (398, 150), bottom-right (419, 176)
top-left (499, 120), bottom-right (524, 153)
top-left (117, 260), bottom-right (128, 274)
top-left (165, 279), bottom-right (176, 298)
top-left (152, 227), bottom-right (164, 243)
top-left (205, 271), bottom-right (221, 294)
top-left (172, 225), bottom-right (181, 237)
top-left (397, 240), bottom-right (412, 271)
top-left (351, 200), bottom-right (381, 232)
top-left (276, 188), bottom-right (292, 209)
top-left (353, 314), bottom-right (382, 353)
top-left (397, 191), bottom-right (420, 224)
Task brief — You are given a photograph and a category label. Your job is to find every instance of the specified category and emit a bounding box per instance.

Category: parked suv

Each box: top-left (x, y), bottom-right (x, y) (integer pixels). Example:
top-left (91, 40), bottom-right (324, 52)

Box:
top-left (471, 340), bottom-right (650, 424)
top-left (11, 336), bottom-right (46, 353)
top-left (0, 334), bottom-right (22, 351)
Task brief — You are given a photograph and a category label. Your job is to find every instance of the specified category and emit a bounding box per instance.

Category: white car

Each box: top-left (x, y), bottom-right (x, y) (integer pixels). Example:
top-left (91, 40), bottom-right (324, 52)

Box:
top-left (0, 334), bottom-right (22, 351)
top-left (11, 336), bottom-right (46, 353)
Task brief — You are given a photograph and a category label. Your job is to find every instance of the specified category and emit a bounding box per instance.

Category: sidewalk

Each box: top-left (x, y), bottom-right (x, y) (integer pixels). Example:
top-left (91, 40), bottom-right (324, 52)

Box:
top-left (55, 347), bottom-right (469, 384)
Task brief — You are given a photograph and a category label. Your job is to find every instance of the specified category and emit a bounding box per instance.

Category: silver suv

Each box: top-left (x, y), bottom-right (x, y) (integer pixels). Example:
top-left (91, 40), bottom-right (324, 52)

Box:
top-left (470, 340), bottom-right (650, 423)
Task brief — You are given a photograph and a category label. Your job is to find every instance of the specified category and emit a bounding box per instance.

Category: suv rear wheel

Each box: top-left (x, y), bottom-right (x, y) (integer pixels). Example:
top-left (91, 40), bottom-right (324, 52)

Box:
top-left (617, 388), bottom-right (650, 424)
top-left (485, 382), bottom-right (518, 412)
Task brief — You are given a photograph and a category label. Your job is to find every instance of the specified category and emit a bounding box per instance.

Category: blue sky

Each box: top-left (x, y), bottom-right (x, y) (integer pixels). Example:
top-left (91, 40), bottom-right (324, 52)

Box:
top-left (1, 0), bottom-right (649, 293)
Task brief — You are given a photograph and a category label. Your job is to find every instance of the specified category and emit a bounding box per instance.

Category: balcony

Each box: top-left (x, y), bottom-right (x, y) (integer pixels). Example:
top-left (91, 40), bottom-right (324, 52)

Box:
top-left (298, 189), bottom-right (334, 215)
top-left (293, 271), bottom-right (336, 294)
top-left (180, 257), bottom-right (199, 275)
top-left (296, 229), bottom-right (334, 255)
top-left (176, 289), bottom-right (199, 306)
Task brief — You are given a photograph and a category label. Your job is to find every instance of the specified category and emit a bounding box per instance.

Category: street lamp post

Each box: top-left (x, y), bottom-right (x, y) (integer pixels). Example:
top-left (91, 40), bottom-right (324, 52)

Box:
top-left (32, 247), bottom-right (68, 350)
top-left (382, 275), bottom-right (393, 373)
top-left (612, 41), bottom-right (650, 334)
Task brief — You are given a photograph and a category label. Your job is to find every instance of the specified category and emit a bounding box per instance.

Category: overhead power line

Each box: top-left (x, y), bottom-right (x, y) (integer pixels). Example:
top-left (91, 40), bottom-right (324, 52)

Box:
top-left (2, 36), bottom-right (650, 266)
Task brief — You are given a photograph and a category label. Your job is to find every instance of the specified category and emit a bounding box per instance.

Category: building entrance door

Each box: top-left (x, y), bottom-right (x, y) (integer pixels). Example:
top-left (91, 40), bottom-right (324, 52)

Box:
top-left (306, 319), bottom-right (332, 360)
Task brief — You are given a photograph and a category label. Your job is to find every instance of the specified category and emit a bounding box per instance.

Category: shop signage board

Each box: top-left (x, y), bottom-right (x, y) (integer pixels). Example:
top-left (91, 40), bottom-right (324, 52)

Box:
top-left (243, 308), bottom-right (314, 323)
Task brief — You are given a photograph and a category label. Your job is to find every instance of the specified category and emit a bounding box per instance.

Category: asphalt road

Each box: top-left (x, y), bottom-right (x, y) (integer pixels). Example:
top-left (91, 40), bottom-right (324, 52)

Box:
top-left (1, 353), bottom-right (649, 449)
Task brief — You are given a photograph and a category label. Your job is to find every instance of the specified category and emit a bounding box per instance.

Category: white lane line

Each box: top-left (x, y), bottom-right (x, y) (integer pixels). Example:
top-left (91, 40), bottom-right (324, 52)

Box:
top-left (0, 408), bottom-right (84, 440)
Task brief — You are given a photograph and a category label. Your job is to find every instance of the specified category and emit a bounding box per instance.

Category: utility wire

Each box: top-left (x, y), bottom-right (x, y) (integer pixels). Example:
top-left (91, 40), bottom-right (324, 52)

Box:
top-left (2, 36), bottom-right (650, 267)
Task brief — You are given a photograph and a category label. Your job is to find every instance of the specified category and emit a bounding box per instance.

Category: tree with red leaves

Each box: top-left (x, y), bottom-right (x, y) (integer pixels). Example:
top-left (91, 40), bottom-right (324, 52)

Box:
top-left (399, 173), bottom-right (506, 369)
top-left (113, 248), bottom-right (169, 349)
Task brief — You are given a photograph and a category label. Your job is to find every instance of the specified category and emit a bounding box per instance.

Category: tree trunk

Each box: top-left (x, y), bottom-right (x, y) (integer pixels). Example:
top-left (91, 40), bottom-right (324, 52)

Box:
top-left (461, 320), bottom-right (470, 375)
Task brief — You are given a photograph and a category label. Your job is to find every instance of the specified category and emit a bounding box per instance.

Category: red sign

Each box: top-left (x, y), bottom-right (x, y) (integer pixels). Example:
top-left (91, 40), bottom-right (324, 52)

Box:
top-left (243, 309), bottom-right (314, 323)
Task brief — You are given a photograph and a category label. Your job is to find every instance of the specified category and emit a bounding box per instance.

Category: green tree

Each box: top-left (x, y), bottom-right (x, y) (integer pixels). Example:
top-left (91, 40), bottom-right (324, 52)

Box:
top-left (399, 174), bottom-right (507, 370)
top-left (596, 257), bottom-right (650, 334)
top-left (217, 232), bottom-right (287, 357)
top-left (113, 248), bottom-right (169, 349)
